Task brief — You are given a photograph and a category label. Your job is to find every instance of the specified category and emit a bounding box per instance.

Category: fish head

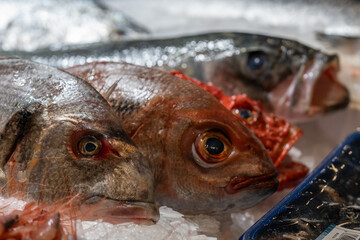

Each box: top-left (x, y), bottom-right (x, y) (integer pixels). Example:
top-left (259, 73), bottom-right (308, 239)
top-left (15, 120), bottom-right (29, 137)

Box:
top-left (170, 70), bottom-right (303, 167)
top-left (1, 59), bottom-right (158, 224)
top-left (6, 106), bottom-right (158, 224)
top-left (156, 93), bottom-right (278, 214)
top-left (214, 34), bottom-right (349, 121)
top-left (230, 94), bottom-right (303, 166)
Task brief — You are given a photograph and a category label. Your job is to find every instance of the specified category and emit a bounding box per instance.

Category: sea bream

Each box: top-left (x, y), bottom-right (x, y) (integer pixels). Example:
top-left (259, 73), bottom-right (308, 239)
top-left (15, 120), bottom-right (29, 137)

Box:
top-left (8, 32), bottom-right (350, 121)
top-left (65, 61), bottom-right (278, 214)
top-left (0, 58), bottom-right (158, 224)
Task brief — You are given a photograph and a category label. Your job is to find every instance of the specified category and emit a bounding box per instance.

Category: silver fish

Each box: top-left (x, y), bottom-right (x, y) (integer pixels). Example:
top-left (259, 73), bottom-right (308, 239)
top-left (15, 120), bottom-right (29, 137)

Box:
top-left (0, 0), bottom-right (149, 51)
top-left (5, 32), bottom-right (349, 122)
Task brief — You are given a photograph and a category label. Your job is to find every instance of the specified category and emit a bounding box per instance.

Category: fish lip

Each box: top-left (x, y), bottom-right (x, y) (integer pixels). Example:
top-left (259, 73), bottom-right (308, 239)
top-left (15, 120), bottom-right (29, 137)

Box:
top-left (225, 172), bottom-right (278, 194)
top-left (78, 195), bottom-right (160, 224)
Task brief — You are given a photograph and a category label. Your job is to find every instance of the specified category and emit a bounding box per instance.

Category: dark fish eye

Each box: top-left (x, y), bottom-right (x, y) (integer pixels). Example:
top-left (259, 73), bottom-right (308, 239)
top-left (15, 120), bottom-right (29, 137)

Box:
top-left (193, 130), bottom-right (232, 166)
top-left (85, 142), bottom-right (97, 152)
top-left (247, 51), bottom-right (267, 72)
top-left (78, 136), bottom-right (102, 157)
top-left (205, 138), bottom-right (225, 155)
top-left (238, 109), bottom-right (252, 119)
top-left (232, 108), bottom-right (253, 121)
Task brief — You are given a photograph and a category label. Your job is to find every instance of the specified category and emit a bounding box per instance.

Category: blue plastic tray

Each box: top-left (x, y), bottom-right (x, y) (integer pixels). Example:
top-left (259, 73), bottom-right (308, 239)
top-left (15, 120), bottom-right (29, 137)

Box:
top-left (239, 131), bottom-right (360, 240)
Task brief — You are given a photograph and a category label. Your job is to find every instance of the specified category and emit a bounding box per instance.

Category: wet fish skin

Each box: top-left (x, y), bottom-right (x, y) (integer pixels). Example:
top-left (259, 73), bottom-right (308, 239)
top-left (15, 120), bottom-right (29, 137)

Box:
top-left (65, 61), bottom-right (278, 214)
top-left (8, 32), bottom-right (349, 121)
top-left (0, 58), bottom-right (157, 223)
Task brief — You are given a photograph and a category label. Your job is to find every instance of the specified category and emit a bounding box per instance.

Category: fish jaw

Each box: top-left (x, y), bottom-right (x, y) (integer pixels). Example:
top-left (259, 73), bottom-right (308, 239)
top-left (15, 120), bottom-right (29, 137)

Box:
top-left (76, 196), bottom-right (159, 225)
top-left (269, 53), bottom-right (349, 122)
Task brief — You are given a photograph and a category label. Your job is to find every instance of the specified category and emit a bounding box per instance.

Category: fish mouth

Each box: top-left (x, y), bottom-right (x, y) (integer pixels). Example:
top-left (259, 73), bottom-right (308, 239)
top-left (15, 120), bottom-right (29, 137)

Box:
top-left (225, 172), bottom-right (278, 194)
top-left (76, 196), bottom-right (159, 225)
top-left (269, 53), bottom-right (349, 121)
top-left (309, 55), bottom-right (350, 115)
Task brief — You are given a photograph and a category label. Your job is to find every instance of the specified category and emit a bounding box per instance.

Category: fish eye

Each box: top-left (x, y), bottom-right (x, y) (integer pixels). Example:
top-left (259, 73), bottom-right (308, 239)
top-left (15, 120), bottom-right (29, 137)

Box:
top-left (232, 108), bottom-right (253, 120)
top-left (78, 136), bottom-right (102, 157)
top-left (193, 130), bottom-right (232, 167)
top-left (245, 51), bottom-right (269, 77)
top-left (205, 138), bottom-right (224, 155)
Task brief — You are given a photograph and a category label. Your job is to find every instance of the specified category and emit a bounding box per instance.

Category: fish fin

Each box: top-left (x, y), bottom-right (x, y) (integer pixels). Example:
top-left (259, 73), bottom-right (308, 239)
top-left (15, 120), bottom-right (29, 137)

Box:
top-left (0, 103), bottom-right (41, 170)
top-left (103, 79), bottom-right (121, 100)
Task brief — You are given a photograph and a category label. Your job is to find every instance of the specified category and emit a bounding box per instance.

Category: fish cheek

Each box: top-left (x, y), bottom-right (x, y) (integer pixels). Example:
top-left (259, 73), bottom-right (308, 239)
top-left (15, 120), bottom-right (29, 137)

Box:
top-left (166, 120), bottom-right (225, 199)
top-left (18, 122), bottom-right (103, 201)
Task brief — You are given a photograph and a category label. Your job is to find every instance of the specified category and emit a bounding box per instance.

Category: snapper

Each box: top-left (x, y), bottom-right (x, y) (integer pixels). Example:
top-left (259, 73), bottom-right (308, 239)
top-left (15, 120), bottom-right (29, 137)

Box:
top-left (65, 61), bottom-right (278, 214)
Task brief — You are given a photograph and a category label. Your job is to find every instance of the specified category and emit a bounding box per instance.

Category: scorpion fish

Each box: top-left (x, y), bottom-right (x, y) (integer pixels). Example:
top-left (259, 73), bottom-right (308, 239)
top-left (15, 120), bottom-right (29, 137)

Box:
top-left (65, 61), bottom-right (278, 214)
top-left (0, 58), bottom-right (158, 224)
top-left (7, 32), bottom-right (350, 121)
top-left (170, 71), bottom-right (309, 191)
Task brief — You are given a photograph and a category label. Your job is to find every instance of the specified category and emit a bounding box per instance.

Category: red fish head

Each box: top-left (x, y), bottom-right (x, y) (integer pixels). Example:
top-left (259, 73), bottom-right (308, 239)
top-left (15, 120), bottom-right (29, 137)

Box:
top-left (155, 98), bottom-right (278, 214)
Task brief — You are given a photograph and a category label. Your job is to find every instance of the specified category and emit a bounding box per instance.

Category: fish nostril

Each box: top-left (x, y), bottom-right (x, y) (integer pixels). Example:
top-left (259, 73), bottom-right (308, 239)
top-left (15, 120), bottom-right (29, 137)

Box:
top-left (111, 149), bottom-right (120, 157)
top-left (247, 144), bottom-right (254, 151)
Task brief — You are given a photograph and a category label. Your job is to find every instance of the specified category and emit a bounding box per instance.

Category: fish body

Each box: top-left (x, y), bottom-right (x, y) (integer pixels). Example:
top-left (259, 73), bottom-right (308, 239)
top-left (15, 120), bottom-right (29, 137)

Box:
top-left (0, 0), bottom-right (148, 51)
top-left (0, 58), bottom-right (158, 224)
top-left (8, 32), bottom-right (349, 121)
top-left (65, 61), bottom-right (278, 214)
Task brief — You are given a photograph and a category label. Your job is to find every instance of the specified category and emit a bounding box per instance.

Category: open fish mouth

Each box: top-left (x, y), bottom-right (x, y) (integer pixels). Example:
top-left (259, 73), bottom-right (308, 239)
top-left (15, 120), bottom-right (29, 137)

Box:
top-left (76, 196), bottom-right (159, 225)
top-left (309, 55), bottom-right (349, 115)
top-left (269, 53), bottom-right (349, 122)
top-left (225, 172), bottom-right (278, 194)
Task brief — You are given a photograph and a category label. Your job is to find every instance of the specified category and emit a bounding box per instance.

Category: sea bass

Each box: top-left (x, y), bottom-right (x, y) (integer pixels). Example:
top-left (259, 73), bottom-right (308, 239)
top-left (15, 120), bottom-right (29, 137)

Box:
top-left (65, 61), bottom-right (278, 214)
top-left (8, 32), bottom-right (350, 121)
top-left (0, 58), bottom-right (158, 224)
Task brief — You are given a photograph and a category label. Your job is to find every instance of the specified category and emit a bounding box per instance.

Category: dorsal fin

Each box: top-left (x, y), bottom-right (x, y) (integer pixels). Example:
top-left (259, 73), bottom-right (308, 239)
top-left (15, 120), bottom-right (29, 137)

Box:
top-left (102, 78), bottom-right (121, 100)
